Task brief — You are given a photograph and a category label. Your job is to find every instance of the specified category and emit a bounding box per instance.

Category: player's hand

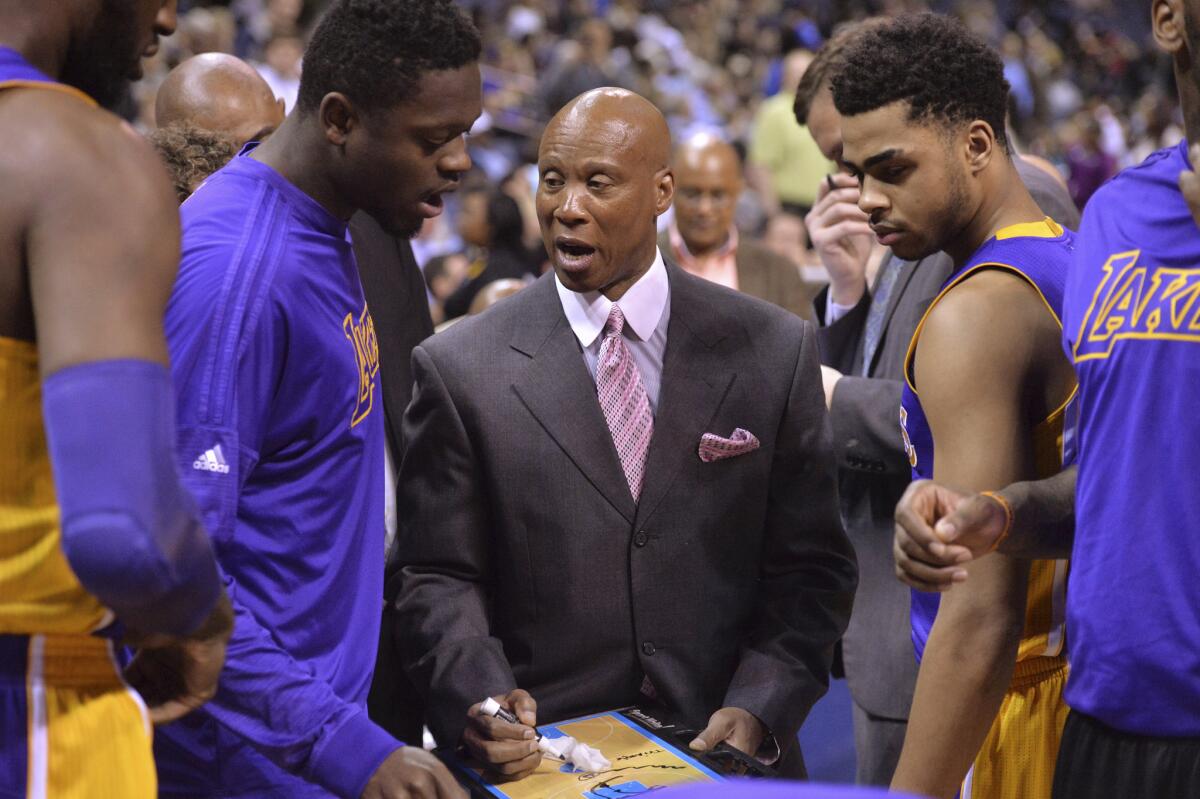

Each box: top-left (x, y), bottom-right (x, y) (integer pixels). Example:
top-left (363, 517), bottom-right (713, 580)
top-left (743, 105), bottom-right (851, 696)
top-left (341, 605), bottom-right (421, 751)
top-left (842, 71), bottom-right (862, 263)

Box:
top-left (806, 173), bottom-right (873, 307)
top-left (362, 746), bottom-right (466, 799)
top-left (123, 590), bottom-right (234, 725)
top-left (688, 706), bottom-right (767, 761)
top-left (893, 480), bottom-right (1007, 591)
top-left (1179, 143), bottom-right (1200, 228)
top-left (463, 689), bottom-right (541, 781)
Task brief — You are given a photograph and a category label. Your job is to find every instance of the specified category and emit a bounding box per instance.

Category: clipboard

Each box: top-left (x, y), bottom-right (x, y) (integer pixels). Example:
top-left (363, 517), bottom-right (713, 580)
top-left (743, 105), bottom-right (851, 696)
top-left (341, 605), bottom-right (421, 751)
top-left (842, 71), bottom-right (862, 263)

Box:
top-left (440, 704), bottom-right (774, 798)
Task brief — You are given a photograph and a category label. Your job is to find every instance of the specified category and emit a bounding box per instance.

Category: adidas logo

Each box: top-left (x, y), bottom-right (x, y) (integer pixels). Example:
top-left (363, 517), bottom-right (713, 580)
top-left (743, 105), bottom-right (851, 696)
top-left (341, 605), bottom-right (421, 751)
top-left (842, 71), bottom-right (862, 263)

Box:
top-left (192, 444), bottom-right (230, 474)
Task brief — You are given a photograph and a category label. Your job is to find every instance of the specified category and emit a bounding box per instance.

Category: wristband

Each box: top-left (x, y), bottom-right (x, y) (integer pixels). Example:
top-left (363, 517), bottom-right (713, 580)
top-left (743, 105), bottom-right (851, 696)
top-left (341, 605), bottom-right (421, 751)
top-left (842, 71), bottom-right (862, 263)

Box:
top-left (42, 358), bottom-right (222, 636)
top-left (979, 490), bottom-right (1013, 554)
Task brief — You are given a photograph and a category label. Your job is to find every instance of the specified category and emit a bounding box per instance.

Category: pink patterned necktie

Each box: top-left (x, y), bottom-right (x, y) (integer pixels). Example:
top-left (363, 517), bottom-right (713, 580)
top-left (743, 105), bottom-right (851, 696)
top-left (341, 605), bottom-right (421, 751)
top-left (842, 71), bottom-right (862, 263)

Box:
top-left (596, 304), bottom-right (654, 502)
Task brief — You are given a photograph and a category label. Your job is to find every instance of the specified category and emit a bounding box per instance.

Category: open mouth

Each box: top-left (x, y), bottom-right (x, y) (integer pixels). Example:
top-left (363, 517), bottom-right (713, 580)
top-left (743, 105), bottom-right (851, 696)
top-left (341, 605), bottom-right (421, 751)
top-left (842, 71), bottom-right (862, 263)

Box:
top-left (555, 237), bottom-right (596, 271)
top-left (418, 193), bottom-right (445, 219)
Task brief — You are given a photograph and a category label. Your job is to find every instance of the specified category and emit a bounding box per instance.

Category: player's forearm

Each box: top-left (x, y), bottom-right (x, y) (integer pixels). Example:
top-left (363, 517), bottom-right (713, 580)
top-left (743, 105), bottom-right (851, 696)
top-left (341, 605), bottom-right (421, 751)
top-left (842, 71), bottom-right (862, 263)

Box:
top-left (891, 614), bottom-right (1020, 799)
top-left (206, 590), bottom-right (401, 798)
top-left (996, 466), bottom-right (1077, 559)
top-left (42, 359), bottom-right (223, 636)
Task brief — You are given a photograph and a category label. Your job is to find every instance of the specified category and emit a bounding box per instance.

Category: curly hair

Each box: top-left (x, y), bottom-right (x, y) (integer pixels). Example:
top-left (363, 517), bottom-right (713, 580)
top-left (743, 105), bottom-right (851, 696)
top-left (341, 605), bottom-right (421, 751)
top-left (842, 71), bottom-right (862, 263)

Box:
top-left (297, 0), bottom-right (481, 115)
top-left (829, 13), bottom-right (1010, 151)
top-left (147, 125), bottom-right (238, 203)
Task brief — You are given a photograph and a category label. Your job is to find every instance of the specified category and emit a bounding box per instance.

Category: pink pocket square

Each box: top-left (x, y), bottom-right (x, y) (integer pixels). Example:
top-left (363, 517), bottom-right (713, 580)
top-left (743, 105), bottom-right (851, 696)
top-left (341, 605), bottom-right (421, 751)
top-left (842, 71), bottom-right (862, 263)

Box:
top-left (698, 428), bottom-right (760, 463)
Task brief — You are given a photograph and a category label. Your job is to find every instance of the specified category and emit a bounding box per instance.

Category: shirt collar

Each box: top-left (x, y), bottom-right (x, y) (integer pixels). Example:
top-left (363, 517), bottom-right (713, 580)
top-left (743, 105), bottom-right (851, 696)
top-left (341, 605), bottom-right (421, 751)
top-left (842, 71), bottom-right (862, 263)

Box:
top-left (555, 247), bottom-right (669, 347)
top-left (668, 222), bottom-right (738, 266)
top-left (231, 142), bottom-right (349, 239)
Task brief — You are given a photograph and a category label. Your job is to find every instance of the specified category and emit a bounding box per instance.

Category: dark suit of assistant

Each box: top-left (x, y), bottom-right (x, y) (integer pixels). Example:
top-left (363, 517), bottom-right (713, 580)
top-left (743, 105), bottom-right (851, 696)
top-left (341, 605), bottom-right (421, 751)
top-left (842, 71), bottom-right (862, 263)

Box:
top-left (815, 159), bottom-right (1080, 785)
top-left (658, 230), bottom-right (823, 322)
top-left (392, 257), bottom-right (857, 776)
top-left (349, 212), bottom-right (433, 746)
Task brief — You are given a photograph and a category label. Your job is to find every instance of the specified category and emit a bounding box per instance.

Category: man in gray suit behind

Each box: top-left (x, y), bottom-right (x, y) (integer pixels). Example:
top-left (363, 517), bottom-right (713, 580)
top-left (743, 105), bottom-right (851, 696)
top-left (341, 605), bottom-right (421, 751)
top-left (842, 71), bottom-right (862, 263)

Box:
top-left (392, 88), bottom-right (857, 781)
top-left (794, 22), bottom-right (1080, 787)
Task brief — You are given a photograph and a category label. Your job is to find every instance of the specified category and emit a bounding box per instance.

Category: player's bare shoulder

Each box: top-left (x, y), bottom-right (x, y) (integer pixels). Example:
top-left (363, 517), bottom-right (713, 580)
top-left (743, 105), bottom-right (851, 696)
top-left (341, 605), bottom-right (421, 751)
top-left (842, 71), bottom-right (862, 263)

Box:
top-left (1, 89), bottom-right (182, 365)
top-left (0, 88), bottom-right (177, 227)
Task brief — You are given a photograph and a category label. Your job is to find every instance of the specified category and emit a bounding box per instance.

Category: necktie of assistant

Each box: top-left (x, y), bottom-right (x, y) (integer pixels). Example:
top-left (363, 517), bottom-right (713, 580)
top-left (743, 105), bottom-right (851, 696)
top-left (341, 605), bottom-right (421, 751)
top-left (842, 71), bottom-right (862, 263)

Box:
top-left (861, 254), bottom-right (906, 376)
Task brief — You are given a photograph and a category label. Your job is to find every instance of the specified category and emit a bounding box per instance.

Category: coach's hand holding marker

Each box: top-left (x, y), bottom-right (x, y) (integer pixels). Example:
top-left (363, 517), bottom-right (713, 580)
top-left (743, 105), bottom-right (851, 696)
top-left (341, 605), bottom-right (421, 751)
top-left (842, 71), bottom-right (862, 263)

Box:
top-left (478, 696), bottom-right (611, 774)
top-left (463, 689), bottom-right (542, 781)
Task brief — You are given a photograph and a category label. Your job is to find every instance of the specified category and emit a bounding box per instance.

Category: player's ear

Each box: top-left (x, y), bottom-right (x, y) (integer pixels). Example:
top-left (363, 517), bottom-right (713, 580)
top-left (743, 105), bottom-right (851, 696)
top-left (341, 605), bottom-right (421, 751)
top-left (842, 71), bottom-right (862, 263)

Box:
top-left (1153, 0), bottom-right (1187, 57)
top-left (964, 120), bottom-right (996, 175)
top-left (319, 92), bottom-right (358, 147)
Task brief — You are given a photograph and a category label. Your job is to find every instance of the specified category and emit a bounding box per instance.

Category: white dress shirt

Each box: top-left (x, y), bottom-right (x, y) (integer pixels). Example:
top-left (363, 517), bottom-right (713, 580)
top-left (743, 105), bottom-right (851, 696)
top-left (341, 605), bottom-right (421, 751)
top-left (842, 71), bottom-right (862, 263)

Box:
top-left (554, 247), bottom-right (671, 413)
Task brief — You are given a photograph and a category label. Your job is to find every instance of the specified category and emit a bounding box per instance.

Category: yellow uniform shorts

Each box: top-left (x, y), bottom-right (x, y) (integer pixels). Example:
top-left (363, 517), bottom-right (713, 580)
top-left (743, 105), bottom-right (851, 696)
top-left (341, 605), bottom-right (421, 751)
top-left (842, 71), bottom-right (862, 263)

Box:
top-left (961, 656), bottom-right (1070, 799)
top-left (0, 634), bottom-right (155, 799)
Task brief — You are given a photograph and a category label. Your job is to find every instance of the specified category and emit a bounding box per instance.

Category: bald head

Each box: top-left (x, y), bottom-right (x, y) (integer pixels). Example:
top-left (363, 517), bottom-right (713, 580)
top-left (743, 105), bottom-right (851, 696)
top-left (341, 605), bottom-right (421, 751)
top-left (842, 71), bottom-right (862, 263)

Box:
top-left (536, 88), bottom-right (675, 299)
top-left (674, 134), bottom-right (741, 178)
top-left (672, 134), bottom-right (742, 256)
top-left (544, 88), bottom-right (671, 174)
top-left (156, 53), bottom-right (285, 147)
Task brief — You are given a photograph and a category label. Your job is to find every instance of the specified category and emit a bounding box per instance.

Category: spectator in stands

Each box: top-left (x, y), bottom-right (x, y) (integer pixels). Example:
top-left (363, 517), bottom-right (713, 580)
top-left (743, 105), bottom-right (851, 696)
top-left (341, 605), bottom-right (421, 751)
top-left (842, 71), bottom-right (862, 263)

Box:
top-left (443, 187), bottom-right (537, 319)
top-left (748, 49), bottom-right (835, 247)
top-left (424, 252), bottom-right (470, 325)
top-left (255, 30), bottom-right (303, 112)
top-left (538, 19), bottom-right (634, 118)
top-left (1065, 111), bottom-right (1117, 209)
top-left (661, 133), bottom-right (820, 321)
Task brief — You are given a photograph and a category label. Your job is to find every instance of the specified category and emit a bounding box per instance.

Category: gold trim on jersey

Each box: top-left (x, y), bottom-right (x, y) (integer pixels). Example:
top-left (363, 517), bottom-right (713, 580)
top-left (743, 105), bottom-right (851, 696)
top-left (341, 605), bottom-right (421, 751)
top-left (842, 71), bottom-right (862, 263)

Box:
top-left (0, 79), bottom-right (96, 107)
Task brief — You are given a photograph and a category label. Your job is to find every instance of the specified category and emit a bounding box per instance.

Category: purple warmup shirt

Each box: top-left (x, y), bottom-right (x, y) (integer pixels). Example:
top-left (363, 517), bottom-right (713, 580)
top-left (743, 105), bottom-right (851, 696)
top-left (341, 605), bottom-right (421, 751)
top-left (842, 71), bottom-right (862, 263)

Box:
top-left (157, 147), bottom-right (398, 798)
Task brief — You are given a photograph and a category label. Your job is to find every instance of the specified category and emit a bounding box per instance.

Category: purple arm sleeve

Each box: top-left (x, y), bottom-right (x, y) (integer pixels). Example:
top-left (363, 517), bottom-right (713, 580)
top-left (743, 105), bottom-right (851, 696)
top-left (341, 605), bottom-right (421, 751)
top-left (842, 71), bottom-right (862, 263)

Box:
top-left (41, 358), bottom-right (222, 636)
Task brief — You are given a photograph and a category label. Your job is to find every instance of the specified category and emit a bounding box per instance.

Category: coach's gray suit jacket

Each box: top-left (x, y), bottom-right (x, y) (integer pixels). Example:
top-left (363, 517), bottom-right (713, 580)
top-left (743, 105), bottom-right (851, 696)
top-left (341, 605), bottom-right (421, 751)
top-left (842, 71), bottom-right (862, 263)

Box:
top-left (816, 159), bottom-right (1080, 737)
top-left (392, 260), bottom-right (857, 771)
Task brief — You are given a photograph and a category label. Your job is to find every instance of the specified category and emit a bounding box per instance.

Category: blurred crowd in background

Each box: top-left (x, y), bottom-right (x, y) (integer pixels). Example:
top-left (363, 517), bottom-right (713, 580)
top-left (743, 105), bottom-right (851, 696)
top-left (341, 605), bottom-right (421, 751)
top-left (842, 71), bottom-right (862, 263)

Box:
top-left (129, 0), bottom-right (1177, 324)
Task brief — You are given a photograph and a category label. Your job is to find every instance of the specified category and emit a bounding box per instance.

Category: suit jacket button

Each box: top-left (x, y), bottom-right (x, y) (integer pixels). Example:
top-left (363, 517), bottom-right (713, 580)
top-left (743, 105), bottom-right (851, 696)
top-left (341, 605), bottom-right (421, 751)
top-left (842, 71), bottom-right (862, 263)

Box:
top-left (634, 531), bottom-right (649, 547)
top-left (642, 641), bottom-right (656, 656)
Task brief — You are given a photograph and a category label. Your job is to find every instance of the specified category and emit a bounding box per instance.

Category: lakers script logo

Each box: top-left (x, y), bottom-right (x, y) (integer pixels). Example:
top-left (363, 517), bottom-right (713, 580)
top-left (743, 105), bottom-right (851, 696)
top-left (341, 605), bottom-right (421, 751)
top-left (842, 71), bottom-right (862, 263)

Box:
top-left (343, 302), bottom-right (380, 428)
top-left (900, 406), bottom-right (918, 469)
top-left (1075, 250), bottom-right (1200, 362)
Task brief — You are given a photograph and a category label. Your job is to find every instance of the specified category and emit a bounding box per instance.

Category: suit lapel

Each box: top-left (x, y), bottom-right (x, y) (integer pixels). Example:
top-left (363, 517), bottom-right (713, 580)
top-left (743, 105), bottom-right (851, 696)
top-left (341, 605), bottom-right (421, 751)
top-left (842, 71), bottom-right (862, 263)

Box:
top-left (510, 277), bottom-right (638, 523)
top-left (635, 265), bottom-right (737, 528)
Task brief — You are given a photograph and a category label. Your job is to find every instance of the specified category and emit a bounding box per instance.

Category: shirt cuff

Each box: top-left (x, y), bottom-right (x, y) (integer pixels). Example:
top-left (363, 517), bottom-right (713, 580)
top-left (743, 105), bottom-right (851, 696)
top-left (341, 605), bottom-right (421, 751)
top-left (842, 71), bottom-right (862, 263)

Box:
top-left (756, 732), bottom-right (782, 766)
top-left (307, 708), bottom-right (403, 799)
top-left (825, 293), bottom-right (857, 325)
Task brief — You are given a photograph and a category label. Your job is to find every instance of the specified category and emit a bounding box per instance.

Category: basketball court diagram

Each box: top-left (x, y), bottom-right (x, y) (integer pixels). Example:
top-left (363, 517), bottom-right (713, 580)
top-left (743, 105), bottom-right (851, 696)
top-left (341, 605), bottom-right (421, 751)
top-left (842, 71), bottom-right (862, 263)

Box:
top-left (454, 710), bottom-right (722, 798)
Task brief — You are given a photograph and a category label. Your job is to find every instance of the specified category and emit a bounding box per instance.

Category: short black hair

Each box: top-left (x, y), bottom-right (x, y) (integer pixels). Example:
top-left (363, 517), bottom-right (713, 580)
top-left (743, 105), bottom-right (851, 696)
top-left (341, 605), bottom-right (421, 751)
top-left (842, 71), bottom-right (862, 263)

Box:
top-left (794, 18), bottom-right (888, 125)
top-left (297, 0), bottom-right (481, 114)
top-left (830, 14), bottom-right (1010, 151)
